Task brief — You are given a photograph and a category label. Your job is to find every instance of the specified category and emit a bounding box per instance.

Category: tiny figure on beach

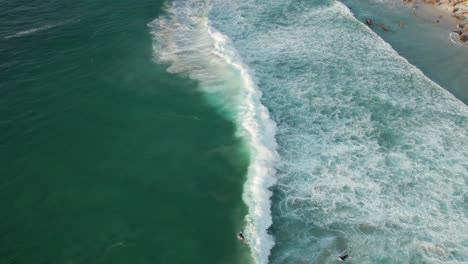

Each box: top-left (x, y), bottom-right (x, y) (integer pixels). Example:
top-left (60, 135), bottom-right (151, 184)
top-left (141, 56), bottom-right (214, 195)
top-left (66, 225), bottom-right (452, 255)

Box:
top-left (338, 254), bottom-right (349, 261)
top-left (366, 19), bottom-right (372, 26)
top-left (412, 5), bottom-right (417, 15)
top-left (237, 231), bottom-right (245, 242)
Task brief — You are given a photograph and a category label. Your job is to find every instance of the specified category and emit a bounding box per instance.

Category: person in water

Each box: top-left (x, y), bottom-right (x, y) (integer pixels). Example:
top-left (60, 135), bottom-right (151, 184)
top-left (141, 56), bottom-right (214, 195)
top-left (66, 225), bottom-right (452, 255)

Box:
top-left (236, 232), bottom-right (245, 241)
top-left (338, 254), bottom-right (349, 261)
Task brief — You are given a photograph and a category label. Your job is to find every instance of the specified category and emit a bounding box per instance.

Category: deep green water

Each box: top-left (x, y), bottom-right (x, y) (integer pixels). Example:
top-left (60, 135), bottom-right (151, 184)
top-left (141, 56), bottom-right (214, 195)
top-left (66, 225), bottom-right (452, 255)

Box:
top-left (0, 0), bottom-right (251, 263)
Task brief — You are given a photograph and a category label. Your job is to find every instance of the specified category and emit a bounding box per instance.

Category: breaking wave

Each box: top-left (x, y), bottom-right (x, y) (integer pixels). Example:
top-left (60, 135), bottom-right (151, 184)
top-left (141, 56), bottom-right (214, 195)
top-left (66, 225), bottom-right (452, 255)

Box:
top-left (149, 1), bottom-right (278, 263)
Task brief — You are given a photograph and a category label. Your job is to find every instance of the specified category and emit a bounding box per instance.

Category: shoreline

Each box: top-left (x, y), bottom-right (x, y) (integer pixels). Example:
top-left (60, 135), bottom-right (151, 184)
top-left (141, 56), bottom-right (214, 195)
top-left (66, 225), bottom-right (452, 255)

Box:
top-left (405, 0), bottom-right (468, 44)
top-left (342, 0), bottom-right (468, 103)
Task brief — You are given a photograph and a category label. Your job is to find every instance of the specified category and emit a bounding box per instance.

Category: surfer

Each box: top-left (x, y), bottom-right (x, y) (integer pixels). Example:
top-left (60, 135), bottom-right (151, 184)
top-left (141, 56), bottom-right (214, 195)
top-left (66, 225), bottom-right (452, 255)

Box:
top-left (338, 254), bottom-right (349, 261)
top-left (237, 232), bottom-right (245, 242)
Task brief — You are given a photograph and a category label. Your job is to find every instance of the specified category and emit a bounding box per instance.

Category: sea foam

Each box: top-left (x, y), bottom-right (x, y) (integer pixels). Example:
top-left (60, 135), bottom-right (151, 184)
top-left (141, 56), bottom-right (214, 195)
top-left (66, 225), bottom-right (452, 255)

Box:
top-left (208, 0), bottom-right (468, 263)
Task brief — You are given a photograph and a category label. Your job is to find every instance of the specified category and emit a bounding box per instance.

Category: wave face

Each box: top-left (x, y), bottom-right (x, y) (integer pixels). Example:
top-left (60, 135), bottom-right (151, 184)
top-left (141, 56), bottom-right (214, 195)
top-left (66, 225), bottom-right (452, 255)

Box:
top-left (149, 1), bottom-right (279, 263)
top-left (208, 0), bottom-right (468, 263)
top-left (151, 0), bottom-right (468, 263)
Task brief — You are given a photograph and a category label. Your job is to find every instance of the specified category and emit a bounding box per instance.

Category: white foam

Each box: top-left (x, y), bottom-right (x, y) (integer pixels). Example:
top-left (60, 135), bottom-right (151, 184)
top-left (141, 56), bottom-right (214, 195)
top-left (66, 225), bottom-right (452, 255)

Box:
top-left (449, 32), bottom-right (468, 47)
top-left (149, 1), bottom-right (279, 263)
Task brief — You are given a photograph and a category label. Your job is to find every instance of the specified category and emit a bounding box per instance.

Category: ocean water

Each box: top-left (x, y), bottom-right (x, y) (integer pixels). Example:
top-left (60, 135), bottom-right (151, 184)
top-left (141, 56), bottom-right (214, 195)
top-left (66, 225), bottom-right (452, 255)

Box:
top-left (152, 0), bottom-right (468, 263)
top-left (2, 0), bottom-right (468, 263)
top-left (1, 0), bottom-right (251, 263)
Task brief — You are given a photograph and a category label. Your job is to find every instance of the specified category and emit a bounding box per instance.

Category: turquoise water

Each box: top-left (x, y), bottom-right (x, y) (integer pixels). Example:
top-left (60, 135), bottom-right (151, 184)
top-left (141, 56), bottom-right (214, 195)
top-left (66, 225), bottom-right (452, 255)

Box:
top-left (2, 0), bottom-right (468, 263)
top-left (212, 1), bottom-right (468, 263)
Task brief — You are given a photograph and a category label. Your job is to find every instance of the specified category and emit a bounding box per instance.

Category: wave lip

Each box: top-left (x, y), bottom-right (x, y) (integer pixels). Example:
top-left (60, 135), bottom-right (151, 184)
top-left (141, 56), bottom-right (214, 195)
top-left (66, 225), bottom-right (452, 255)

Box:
top-left (148, 1), bottom-right (279, 263)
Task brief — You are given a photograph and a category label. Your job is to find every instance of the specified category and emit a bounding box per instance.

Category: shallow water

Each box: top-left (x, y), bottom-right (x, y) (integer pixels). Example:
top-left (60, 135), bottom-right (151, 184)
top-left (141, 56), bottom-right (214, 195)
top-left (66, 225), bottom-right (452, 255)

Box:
top-left (343, 0), bottom-right (468, 104)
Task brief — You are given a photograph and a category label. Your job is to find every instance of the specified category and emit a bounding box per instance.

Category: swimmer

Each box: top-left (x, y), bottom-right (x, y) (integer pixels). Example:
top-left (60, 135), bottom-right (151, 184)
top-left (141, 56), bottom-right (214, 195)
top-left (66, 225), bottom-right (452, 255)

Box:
top-left (237, 232), bottom-right (245, 242)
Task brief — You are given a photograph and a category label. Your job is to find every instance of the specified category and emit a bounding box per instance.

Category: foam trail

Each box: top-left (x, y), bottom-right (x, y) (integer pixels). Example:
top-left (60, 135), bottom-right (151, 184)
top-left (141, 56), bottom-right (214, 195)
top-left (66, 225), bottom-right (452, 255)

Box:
top-left (148, 1), bottom-right (278, 263)
top-left (4, 19), bottom-right (75, 39)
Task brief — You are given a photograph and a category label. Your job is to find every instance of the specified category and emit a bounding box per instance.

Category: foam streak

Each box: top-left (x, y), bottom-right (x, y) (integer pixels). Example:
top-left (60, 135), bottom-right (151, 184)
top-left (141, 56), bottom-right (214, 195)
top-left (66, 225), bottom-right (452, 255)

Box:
top-left (4, 19), bottom-right (75, 39)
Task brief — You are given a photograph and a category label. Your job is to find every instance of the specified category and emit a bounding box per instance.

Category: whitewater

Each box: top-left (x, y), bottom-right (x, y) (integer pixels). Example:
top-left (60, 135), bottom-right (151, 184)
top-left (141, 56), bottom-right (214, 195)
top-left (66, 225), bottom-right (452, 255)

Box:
top-left (150, 0), bottom-right (468, 263)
